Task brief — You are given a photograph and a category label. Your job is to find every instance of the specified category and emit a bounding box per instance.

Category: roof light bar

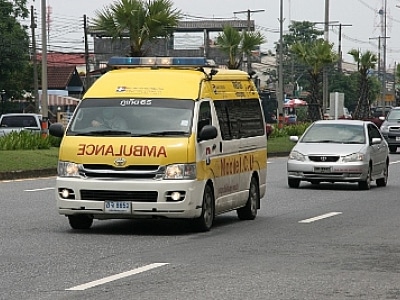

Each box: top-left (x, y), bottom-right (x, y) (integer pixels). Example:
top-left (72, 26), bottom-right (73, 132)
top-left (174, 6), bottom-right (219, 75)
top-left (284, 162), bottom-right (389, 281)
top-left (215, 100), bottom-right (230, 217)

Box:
top-left (108, 56), bottom-right (215, 67)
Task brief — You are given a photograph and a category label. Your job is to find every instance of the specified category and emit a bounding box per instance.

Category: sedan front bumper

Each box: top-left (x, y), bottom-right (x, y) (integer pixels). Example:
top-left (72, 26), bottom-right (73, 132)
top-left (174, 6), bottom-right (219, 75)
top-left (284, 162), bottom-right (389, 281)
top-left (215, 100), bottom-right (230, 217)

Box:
top-left (287, 160), bottom-right (369, 182)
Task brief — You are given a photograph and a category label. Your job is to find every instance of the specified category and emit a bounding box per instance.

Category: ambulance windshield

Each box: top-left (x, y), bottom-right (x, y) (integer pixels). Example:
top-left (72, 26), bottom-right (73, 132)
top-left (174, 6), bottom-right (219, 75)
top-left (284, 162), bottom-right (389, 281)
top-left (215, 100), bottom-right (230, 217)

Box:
top-left (66, 99), bottom-right (194, 137)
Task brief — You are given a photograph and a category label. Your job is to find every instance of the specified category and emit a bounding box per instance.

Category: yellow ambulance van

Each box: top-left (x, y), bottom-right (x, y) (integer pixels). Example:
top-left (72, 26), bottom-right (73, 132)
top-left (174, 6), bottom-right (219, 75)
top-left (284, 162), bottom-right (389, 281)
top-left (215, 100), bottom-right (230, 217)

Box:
top-left (49, 57), bottom-right (267, 232)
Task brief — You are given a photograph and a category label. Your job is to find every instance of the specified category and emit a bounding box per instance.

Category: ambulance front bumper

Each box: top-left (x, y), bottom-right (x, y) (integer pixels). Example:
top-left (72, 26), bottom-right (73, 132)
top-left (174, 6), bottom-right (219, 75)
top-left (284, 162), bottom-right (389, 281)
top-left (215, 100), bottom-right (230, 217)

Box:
top-left (56, 177), bottom-right (206, 219)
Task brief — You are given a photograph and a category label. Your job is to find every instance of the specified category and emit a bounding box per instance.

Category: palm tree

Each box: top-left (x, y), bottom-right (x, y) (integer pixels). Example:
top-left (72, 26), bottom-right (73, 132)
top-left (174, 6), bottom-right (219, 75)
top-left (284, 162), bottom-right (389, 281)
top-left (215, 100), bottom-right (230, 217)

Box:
top-left (92, 0), bottom-right (181, 57)
top-left (348, 49), bottom-right (377, 120)
top-left (291, 39), bottom-right (338, 121)
top-left (215, 25), bottom-right (265, 70)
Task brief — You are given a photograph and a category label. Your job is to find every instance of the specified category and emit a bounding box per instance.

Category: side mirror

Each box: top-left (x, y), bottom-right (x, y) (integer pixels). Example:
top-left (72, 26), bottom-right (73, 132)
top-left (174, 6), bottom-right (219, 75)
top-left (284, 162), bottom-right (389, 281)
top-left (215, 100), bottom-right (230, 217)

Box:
top-left (49, 123), bottom-right (65, 138)
top-left (371, 137), bottom-right (382, 145)
top-left (198, 125), bottom-right (217, 141)
top-left (289, 136), bottom-right (299, 142)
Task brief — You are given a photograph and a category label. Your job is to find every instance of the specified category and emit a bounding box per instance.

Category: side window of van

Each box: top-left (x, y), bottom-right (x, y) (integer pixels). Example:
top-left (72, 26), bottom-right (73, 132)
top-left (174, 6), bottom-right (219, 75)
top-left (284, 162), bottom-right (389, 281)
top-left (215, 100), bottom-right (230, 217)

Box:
top-left (214, 99), bottom-right (264, 140)
top-left (198, 101), bottom-right (212, 133)
top-left (214, 100), bottom-right (241, 140)
top-left (240, 99), bottom-right (265, 137)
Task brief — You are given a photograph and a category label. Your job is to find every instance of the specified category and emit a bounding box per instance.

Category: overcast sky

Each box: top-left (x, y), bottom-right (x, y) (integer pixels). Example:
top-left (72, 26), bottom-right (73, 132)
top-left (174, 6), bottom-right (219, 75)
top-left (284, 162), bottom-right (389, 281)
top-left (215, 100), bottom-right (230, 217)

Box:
top-left (28, 0), bottom-right (400, 68)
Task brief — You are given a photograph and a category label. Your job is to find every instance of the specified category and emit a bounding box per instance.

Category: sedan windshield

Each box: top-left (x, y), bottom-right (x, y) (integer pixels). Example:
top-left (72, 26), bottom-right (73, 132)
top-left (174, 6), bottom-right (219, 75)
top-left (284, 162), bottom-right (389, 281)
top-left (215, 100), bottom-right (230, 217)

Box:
top-left (66, 98), bottom-right (194, 137)
top-left (387, 109), bottom-right (400, 121)
top-left (301, 123), bottom-right (366, 144)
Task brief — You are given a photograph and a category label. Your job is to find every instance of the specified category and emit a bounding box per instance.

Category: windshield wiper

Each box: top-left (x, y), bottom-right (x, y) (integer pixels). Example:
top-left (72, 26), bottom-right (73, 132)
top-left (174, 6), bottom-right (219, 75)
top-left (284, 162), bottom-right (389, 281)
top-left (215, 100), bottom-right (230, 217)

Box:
top-left (304, 139), bottom-right (336, 143)
top-left (72, 130), bottom-right (132, 136)
top-left (143, 130), bottom-right (188, 136)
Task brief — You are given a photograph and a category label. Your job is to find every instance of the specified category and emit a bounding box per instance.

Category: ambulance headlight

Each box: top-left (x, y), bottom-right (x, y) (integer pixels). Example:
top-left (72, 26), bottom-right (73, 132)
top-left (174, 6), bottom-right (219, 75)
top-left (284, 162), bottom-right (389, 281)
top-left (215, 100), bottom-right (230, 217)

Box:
top-left (58, 161), bottom-right (82, 177)
top-left (164, 163), bottom-right (196, 180)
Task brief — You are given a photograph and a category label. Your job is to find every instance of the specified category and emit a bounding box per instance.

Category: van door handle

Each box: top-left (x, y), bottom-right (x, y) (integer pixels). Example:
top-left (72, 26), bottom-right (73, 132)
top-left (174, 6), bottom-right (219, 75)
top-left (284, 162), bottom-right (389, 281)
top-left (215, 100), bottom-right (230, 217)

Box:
top-left (219, 141), bottom-right (222, 152)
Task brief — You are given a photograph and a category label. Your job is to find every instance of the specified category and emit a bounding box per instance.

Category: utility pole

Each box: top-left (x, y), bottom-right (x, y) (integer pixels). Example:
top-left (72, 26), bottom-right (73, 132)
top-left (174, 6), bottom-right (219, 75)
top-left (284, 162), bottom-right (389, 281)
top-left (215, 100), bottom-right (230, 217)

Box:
top-left (30, 5), bottom-right (40, 113)
top-left (323, 0), bottom-right (329, 115)
top-left (277, 0), bottom-right (284, 122)
top-left (370, 36), bottom-right (383, 108)
top-left (233, 9), bottom-right (264, 73)
top-left (83, 14), bottom-right (91, 91)
top-left (382, 0), bottom-right (388, 116)
top-left (334, 23), bottom-right (352, 72)
top-left (41, 0), bottom-right (49, 136)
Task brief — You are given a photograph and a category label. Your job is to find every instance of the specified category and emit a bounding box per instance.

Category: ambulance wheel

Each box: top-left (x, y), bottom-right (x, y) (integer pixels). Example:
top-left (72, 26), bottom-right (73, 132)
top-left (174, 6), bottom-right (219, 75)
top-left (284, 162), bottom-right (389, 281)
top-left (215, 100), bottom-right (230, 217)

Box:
top-left (192, 184), bottom-right (214, 232)
top-left (237, 176), bottom-right (259, 220)
top-left (68, 215), bottom-right (93, 230)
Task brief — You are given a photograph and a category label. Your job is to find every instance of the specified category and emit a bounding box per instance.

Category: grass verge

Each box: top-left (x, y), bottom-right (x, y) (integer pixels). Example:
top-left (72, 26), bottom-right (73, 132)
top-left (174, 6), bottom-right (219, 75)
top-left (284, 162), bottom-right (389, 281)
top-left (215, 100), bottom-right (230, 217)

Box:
top-left (267, 136), bottom-right (295, 154)
top-left (0, 147), bottom-right (59, 172)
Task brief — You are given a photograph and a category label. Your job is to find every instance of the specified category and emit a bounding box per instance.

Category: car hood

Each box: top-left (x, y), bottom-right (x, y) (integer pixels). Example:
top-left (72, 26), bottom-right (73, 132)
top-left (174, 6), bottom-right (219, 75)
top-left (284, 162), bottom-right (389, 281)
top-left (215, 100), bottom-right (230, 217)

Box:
top-left (382, 120), bottom-right (400, 127)
top-left (293, 142), bottom-right (367, 156)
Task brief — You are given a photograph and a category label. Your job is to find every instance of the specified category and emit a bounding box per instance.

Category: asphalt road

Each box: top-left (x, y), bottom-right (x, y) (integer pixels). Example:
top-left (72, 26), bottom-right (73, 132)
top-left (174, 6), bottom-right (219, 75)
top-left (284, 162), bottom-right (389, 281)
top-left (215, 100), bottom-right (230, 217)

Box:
top-left (2, 155), bottom-right (400, 300)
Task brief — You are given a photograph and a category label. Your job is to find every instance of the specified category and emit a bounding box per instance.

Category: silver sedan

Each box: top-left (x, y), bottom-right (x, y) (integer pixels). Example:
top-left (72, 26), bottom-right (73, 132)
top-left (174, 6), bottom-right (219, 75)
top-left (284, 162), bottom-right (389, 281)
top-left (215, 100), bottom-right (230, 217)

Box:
top-left (287, 120), bottom-right (389, 190)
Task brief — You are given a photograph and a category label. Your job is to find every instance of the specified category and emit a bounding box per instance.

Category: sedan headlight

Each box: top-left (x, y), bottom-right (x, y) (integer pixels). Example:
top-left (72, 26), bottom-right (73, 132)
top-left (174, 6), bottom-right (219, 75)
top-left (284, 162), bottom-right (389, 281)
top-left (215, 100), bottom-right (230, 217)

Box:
top-left (164, 163), bottom-right (196, 180)
top-left (380, 124), bottom-right (389, 133)
top-left (288, 150), bottom-right (306, 162)
top-left (58, 161), bottom-right (82, 177)
top-left (342, 152), bottom-right (365, 163)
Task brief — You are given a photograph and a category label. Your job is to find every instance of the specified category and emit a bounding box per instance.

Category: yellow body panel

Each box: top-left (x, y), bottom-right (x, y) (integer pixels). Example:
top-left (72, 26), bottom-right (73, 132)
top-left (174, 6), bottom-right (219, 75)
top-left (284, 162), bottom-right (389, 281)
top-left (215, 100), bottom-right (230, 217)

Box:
top-left (83, 67), bottom-right (259, 101)
top-left (59, 135), bottom-right (196, 165)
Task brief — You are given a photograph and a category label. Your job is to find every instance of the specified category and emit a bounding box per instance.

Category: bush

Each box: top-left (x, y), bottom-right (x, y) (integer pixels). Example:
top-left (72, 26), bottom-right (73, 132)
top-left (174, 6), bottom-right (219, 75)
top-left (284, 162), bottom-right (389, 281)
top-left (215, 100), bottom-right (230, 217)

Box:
top-left (270, 122), bottom-right (311, 138)
top-left (0, 131), bottom-right (61, 150)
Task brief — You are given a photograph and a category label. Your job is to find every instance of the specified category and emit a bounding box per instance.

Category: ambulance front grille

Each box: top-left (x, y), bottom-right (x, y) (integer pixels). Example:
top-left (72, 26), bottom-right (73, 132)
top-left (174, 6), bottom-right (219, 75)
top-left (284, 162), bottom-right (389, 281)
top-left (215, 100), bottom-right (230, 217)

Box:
top-left (80, 164), bottom-right (164, 179)
top-left (80, 190), bottom-right (158, 202)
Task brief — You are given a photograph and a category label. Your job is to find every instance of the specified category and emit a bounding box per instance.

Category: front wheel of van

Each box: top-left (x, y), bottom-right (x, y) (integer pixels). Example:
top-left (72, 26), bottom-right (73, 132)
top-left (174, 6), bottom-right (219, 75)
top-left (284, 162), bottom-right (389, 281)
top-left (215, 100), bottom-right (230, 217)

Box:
top-left (68, 215), bottom-right (93, 230)
top-left (237, 176), bottom-right (259, 220)
top-left (192, 185), bottom-right (214, 232)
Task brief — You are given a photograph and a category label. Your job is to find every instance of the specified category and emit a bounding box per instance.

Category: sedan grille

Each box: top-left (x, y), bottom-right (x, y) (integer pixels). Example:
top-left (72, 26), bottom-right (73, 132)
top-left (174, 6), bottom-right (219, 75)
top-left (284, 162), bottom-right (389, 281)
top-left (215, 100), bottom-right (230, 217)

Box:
top-left (308, 156), bottom-right (339, 162)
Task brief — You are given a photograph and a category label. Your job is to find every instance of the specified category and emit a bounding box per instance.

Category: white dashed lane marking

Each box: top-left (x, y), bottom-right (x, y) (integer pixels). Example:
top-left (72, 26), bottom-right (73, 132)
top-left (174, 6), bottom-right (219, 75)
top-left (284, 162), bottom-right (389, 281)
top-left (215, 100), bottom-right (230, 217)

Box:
top-left (299, 212), bottom-right (343, 224)
top-left (66, 263), bottom-right (169, 291)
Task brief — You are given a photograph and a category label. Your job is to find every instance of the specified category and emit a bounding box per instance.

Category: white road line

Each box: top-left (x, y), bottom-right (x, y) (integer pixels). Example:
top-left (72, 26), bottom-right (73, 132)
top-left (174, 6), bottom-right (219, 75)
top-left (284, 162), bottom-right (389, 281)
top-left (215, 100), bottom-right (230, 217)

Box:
top-left (299, 212), bottom-right (342, 224)
top-left (24, 187), bottom-right (54, 192)
top-left (66, 263), bottom-right (169, 291)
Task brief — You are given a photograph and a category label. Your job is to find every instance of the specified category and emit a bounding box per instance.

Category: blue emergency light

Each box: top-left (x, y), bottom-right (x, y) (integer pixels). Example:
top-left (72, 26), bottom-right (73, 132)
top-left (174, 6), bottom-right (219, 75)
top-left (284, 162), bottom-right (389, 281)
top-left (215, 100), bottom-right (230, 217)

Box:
top-left (108, 56), bottom-right (215, 67)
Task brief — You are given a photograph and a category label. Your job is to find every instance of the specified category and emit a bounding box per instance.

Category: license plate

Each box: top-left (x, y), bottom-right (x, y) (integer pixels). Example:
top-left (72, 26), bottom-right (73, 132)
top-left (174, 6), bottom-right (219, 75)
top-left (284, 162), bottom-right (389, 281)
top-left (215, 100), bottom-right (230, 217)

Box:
top-left (104, 201), bottom-right (131, 213)
top-left (396, 137), bottom-right (400, 141)
top-left (314, 167), bottom-right (332, 173)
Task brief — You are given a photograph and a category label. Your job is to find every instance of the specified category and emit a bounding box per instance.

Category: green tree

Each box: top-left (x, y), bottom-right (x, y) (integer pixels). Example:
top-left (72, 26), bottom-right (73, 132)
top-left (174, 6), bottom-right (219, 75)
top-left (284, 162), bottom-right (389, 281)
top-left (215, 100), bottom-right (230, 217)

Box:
top-left (279, 21), bottom-right (324, 96)
top-left (348, 49), bottom-right (377, 120)
top-left (93, 0), bottom-right (181, 57)
top-left (291, 39), bottom-right (338, 121)
top-left (215, 25), bottom-right (265, 70)
top-left (0, 0), bottom-right (31, 99)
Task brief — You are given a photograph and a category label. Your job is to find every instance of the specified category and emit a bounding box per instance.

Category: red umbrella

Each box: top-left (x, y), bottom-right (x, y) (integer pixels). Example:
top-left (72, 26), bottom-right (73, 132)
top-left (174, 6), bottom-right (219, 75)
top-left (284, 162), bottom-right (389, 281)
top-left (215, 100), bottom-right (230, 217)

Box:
top-left (284, 99), bottom-right (307, 108)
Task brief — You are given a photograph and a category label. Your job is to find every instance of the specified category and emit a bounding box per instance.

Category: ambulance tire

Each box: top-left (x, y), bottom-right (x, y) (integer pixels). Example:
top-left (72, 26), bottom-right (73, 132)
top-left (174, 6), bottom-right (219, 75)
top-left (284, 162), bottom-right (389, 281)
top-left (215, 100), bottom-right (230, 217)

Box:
top-left (237, 176), bottom-right (259, 220)
top-left (192, 184), bottom-right (215, 232)
top-left (68, 215), bottom-right (93, 230)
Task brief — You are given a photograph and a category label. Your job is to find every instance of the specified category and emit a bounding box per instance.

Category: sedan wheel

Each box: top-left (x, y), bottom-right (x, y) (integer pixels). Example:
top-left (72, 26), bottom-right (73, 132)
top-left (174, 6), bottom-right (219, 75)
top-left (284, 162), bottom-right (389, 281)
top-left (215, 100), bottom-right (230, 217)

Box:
top-left (358, 166), bottom-right (371, 190)
top-left (376, 163), bottom-right (388, 187)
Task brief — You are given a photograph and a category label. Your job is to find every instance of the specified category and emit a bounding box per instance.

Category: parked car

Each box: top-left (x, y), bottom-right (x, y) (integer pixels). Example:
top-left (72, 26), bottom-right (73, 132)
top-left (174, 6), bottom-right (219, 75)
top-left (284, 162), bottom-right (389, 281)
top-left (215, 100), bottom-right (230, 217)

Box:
top-left (287, 119), bottom-right (389, 190)
top-left (371, 106), bottom-right (392, 118)
top-left (379, 106), bottom-right (400, 153)
top-left (0, 113), bottom-right (42, 137)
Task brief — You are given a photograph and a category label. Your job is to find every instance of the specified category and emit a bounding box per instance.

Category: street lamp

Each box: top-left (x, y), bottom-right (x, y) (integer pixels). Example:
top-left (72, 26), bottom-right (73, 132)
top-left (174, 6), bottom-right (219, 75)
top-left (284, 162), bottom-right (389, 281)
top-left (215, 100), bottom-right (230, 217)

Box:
top-left (1, 90), bottom-right (5, 115)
